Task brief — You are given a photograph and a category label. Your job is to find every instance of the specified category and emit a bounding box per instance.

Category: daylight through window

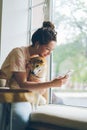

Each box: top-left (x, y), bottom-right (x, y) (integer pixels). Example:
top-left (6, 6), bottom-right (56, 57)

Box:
top-left (52, 0), bottom-right (87, 107)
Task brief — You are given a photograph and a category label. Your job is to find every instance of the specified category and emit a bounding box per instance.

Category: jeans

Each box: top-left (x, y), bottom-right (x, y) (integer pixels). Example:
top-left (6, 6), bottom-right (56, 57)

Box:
top-left (0, 102), bottom-right (32, 130)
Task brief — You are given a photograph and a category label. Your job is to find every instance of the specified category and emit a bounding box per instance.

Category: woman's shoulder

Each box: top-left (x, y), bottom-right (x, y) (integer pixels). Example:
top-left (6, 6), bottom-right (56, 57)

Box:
top-left (11, 46), bottom-right (29, 55)
top-left (7, 46), bottom-right (30, 61)
top-left (12, 46), bottom-right (28, 51)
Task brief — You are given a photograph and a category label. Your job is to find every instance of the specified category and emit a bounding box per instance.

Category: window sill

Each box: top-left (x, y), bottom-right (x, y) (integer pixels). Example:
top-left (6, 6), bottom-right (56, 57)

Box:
top-left (29, 104), bottom-right (87, 130)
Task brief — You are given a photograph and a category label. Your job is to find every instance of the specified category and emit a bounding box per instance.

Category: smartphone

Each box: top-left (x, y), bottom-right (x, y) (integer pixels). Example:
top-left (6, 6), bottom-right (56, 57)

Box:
top-left (57, 70), bottom-right (74, 79)
top-left (65, 70), bottom-right (74, 77)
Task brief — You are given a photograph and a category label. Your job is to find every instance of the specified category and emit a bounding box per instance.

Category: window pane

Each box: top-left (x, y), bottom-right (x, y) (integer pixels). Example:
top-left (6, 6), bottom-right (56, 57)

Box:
top-left (52, 0), bottom-right (87, 107)
top-left (32, 4), bottom-right (44, 29)
top-left (32, 0), bottom-right (45, 6)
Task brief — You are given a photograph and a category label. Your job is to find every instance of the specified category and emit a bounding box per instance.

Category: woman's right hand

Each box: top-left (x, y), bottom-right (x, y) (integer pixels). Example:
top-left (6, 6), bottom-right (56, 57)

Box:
top-left (51, 75), bottom-right (69, 87)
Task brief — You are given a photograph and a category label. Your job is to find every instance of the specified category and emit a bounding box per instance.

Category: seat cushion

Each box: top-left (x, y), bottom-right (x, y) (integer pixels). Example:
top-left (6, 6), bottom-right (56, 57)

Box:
top-left (29, 104), bottom-right (87, 130)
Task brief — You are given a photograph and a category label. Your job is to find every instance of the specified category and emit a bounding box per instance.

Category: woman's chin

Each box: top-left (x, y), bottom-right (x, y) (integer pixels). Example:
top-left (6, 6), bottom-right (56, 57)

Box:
top-left (39, 54), bottom-right (47, 57)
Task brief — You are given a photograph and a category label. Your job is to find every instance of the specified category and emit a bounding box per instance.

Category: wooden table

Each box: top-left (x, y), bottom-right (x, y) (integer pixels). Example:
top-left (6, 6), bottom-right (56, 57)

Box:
top-left (0, 87), bottom-right (33, 130)
top-left (0, 87), bottom-right (34, 103)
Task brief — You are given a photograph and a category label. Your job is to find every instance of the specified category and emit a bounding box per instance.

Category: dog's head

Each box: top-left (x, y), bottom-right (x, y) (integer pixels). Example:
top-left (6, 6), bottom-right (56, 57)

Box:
top-left (26, 56), bottom-right (47, 81)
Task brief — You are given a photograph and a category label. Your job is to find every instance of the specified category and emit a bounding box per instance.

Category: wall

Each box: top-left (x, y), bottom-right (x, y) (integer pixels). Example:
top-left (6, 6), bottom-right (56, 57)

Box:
top-left (0, 0), bottom-right (29, 66)
top-left (0, 0), bottom-right (2, 62)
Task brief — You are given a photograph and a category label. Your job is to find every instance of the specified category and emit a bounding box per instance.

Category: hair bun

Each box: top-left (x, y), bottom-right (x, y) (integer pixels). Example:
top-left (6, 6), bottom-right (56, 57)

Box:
top-left (42, 21), bottom-right (55, 30)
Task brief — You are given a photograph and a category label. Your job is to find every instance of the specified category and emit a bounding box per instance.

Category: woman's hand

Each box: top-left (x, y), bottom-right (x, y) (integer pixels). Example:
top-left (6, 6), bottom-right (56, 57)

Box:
top-left (51, 75), bottom-right (69, 87)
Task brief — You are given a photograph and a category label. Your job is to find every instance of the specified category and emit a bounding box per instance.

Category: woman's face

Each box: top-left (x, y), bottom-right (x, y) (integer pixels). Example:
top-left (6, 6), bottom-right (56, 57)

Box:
top-left (38, 41), bottom-right (56, 57)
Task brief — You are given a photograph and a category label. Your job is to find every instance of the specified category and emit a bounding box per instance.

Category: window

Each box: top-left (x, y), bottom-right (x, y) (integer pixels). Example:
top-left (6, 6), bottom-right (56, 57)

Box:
top-left (51, 0), bottom-right (87, 107)
top-left (28, 0), bottom-right (50, 102)
top-left (28, 0), bottom-right (49, 44)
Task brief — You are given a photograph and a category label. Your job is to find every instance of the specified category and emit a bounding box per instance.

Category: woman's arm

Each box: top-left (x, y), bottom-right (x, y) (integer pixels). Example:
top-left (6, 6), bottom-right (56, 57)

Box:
top-left (14, 71), bottom-right (68, 92)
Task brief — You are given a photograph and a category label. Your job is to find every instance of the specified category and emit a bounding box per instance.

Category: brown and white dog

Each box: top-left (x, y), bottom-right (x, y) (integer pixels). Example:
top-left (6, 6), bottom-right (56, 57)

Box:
top-left (26, 56), bottom-right (47, 82)
top-left (25, 56), bottom-right (47, 109)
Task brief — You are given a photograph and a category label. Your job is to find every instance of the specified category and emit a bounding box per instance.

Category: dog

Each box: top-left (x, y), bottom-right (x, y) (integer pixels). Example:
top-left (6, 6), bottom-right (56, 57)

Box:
top-left (26, 56), bottom-right (47, 109)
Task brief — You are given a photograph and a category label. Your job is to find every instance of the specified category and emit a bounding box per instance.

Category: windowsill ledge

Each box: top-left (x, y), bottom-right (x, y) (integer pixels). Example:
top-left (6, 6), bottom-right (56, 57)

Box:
top-left (29, 104), bottom-right (87, 130)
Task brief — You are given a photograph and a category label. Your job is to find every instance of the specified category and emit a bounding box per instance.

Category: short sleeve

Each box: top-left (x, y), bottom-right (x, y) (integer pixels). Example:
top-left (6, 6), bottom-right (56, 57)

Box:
top-left (10, 48), bottom-right (26, 72)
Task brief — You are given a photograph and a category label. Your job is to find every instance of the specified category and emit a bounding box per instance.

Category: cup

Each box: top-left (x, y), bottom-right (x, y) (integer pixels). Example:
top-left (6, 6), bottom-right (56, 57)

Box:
top-left (0, 79), bottom-right (7, 87)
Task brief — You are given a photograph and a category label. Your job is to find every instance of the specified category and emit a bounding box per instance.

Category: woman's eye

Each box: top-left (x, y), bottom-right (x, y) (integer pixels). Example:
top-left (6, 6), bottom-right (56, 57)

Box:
top-left (46, 48), bottom-right (49, 50)
top-left (47, 47), bottom-right (52, 51)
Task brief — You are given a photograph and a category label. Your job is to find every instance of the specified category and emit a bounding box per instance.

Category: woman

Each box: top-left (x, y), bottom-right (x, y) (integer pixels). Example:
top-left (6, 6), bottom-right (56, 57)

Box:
top-left (0, 21), bottom-right (68, 130)
top-left (1, 21), bottom-right (68, 90)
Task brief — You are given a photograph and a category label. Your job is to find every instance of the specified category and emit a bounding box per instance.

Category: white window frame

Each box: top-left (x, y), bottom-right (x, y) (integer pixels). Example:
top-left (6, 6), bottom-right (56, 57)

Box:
top-left (28, 0), bottom-right (53, 103)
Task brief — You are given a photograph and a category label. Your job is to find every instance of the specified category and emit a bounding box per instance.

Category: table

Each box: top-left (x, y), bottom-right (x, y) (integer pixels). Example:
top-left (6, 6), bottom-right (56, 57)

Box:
top-left (0, 88), bottom-right (32, 130)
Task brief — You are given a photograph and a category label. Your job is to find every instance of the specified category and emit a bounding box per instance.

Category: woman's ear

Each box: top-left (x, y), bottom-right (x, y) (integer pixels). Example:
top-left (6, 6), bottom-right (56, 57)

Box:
top-left (35, 42), bottom-right (40, 49)
top-left (36, 45), bottom-right (39, 49)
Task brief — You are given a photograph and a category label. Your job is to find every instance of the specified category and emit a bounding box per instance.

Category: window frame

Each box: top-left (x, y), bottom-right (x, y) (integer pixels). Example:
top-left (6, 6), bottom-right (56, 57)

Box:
top-left (51, 0), bottom-right (87, 107)
top-left (28, 0), bottom-right (51, 103)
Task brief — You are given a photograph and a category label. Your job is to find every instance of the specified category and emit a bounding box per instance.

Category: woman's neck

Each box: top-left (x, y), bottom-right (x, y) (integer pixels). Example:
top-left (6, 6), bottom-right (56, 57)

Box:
top-left (29, 46), bottom-right (39, 57)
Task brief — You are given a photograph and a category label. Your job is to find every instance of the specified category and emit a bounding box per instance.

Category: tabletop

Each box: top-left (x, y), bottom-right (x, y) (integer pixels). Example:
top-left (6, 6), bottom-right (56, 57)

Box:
top-left (0, 87), bottom-right (34, 103)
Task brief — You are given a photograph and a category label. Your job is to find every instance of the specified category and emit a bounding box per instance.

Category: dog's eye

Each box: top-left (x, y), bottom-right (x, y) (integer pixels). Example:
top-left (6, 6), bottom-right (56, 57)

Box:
top-left (40, 60), bottom-right (43, 63)
top-left (36, 65), bottom-right (39, 68)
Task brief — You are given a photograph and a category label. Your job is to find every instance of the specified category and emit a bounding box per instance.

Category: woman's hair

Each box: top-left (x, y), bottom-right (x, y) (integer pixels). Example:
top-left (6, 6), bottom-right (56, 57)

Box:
top-left (31, 21), bottom-right (57, 46)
